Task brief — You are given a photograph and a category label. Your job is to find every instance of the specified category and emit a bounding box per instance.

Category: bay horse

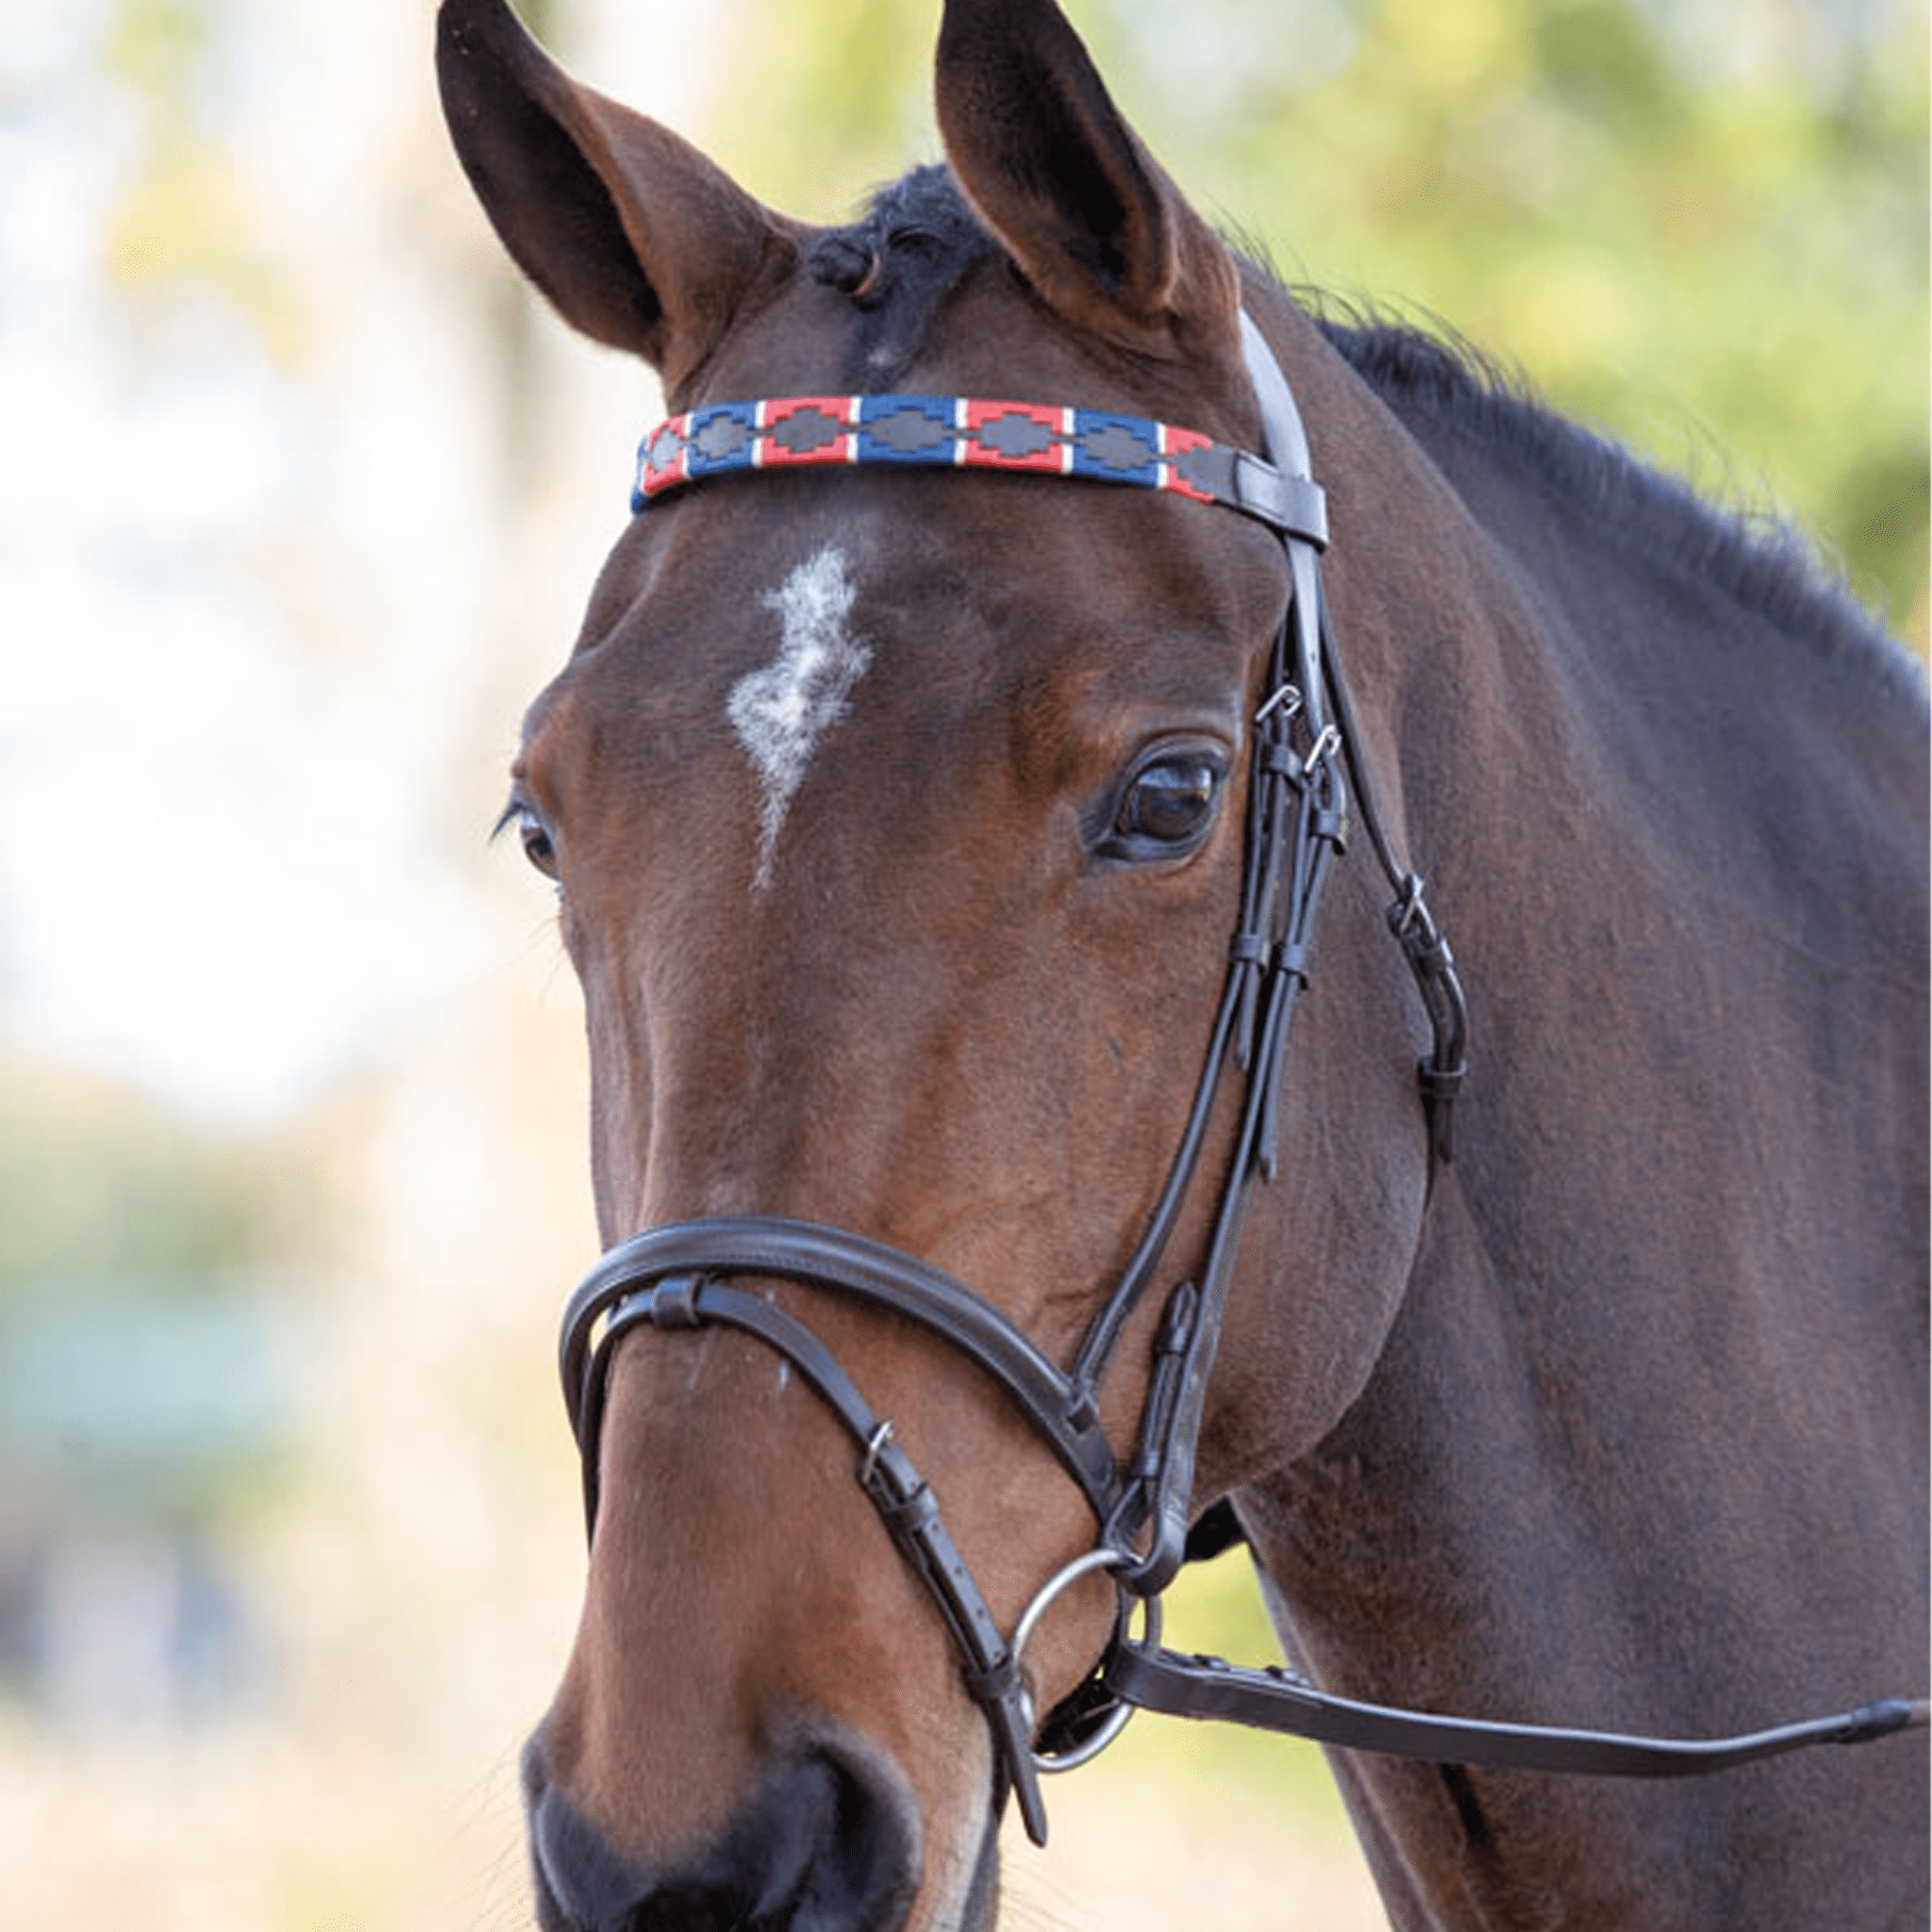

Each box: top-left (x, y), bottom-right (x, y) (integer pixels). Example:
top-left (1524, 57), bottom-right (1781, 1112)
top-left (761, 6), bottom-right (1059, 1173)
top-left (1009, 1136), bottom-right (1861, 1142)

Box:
top-left (436, 0), bottom-right (1929, 1925)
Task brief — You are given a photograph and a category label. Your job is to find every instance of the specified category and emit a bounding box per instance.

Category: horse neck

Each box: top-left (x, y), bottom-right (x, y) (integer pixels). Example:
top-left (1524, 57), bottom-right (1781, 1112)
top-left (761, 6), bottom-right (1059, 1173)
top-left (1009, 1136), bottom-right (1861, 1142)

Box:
top-left (1236, 343), bottom-right (1929, 1926)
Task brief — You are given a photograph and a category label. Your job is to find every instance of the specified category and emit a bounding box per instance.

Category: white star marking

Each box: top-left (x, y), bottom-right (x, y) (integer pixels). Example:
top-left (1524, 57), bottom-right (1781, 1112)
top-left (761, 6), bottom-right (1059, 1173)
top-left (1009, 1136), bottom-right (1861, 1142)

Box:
top-left (727, 546), bottom-right (874, 890)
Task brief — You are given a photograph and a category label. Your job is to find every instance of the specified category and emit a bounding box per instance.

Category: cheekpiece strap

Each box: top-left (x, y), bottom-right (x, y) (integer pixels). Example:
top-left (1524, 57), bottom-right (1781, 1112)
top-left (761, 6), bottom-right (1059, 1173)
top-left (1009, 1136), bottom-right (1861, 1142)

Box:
top-left (633, 392), bottom-right (1328, 548)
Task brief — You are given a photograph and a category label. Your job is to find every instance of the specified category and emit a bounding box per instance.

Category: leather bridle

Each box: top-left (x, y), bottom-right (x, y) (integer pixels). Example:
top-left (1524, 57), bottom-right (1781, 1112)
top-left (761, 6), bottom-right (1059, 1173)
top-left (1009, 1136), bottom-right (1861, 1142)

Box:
top-left (555, 315), bottom-right (1924, 1845)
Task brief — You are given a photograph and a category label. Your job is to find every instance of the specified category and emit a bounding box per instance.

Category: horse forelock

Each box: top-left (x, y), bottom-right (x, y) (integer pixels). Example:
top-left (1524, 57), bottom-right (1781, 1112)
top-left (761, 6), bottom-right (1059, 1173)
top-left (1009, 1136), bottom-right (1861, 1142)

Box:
top-left (807, 166), bottom-right (1003, 383)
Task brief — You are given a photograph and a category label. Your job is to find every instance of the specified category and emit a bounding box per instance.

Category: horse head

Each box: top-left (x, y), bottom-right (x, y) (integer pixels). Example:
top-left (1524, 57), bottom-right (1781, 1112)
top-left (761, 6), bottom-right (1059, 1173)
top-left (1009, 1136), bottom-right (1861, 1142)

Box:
top-left (441, 0), bottom-right (1432, 1923)
top-left (440, 2), bottom-right (1929, 1927)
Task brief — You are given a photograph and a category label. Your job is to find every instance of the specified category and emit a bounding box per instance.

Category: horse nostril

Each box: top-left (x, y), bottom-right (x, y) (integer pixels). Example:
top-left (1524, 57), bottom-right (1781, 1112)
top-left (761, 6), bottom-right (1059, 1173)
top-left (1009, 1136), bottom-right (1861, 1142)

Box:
top-left (523, 1732), bottom-right (920, 1932)
top-left (525, 1745), bottom-right (645, 1932)
top-left (762, 1741), bottom-right (921, 1932)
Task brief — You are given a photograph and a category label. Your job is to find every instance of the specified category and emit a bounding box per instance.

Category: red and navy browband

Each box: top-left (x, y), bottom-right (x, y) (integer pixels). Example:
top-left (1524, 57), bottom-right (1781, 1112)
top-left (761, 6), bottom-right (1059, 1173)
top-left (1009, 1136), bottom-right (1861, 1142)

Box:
top-left (633, 392), bottom-right (1327, 548)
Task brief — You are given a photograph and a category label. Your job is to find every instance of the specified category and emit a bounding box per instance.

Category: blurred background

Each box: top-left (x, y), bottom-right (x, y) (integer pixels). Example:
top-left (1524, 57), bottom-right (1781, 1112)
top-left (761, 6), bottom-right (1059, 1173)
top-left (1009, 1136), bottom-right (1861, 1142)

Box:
top-left (0, 0), bottom-right (1923, 1925)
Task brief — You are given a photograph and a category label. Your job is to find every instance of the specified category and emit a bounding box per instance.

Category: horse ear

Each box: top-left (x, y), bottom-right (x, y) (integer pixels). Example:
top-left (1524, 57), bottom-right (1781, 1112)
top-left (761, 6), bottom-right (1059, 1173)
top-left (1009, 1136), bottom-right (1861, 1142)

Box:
top-left (935, 0), bottom-right (1240, 356)
top-left (436, 0), bottom-right (799, 391)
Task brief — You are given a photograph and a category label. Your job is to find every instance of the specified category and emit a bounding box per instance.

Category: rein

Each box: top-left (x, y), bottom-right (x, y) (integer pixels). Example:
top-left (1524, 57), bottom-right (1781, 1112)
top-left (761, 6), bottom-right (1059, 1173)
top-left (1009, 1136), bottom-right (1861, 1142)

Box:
top-left (557, 315), bottom-right (1924, 1845)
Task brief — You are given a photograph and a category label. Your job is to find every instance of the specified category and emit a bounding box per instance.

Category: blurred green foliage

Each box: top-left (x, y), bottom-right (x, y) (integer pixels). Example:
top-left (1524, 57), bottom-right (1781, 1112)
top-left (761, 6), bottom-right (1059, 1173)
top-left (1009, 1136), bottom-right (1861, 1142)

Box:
top-left (100, 0), bottom-right (304, 362)
top-left (0, 1061), bottom-right (320, 1524)
top-left (0, 1063), bottom-right (320, 1310)
top-left (706, 0), bottom-right (1928, 648)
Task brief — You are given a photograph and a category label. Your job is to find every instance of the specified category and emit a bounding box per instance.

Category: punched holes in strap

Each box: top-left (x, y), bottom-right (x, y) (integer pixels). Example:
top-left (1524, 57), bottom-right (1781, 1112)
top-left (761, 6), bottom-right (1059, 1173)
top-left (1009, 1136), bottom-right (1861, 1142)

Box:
top-left (853, 1415), bottom-right (1051, 1842)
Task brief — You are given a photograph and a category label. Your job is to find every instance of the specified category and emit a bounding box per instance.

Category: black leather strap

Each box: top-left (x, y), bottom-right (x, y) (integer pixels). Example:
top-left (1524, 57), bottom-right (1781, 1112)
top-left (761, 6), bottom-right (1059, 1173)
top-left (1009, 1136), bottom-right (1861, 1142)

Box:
top-left (562, 1218), bottom-right (1119, 1510)
top-left (1104, 1642), bottom-right (1928, 1778)
top-left (1096, 317), bottom-right (1350, 1596)
top-left (1317, 597), bottom-right (1469, 1162)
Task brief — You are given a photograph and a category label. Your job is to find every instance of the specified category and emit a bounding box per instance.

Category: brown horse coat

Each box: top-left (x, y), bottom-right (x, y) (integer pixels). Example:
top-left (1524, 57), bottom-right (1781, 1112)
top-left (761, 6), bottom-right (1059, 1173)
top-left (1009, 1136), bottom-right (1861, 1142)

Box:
top-left (439, 0), bottom-right (1929, 1925)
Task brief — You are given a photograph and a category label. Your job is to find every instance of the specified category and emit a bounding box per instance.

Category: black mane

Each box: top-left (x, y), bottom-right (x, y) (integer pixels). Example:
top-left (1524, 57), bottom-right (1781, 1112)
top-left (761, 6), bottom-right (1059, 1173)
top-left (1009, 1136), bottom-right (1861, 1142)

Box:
top-left (1318, 314), bottom-right (1919, 702)
top-left (818, 168), bottom-right (1918, 704)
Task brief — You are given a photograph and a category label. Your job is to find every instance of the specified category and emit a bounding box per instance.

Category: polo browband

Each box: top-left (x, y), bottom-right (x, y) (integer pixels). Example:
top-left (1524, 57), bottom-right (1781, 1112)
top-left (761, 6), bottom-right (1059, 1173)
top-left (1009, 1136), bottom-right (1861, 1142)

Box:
top-left (558, 313), bottom-right (1924, 1847)
top-left (633, 384), bottom-right (1330, 547)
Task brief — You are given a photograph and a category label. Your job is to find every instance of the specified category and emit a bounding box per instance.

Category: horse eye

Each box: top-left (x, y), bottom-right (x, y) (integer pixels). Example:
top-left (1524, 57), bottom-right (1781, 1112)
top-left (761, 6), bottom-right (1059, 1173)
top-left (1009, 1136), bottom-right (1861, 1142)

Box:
top-left (520, 815), bottom-right (558, 878)
top-left (497, 801), bottom-right (559, 880)
top-left (1108, 750), bottom-right (1226, 858)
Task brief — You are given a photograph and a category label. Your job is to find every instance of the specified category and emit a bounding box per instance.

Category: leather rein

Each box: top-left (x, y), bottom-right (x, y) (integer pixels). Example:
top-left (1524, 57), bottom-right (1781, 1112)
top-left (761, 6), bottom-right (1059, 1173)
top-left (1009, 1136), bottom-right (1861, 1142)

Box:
top-left (556, 315), bottom-right (1925, 1845)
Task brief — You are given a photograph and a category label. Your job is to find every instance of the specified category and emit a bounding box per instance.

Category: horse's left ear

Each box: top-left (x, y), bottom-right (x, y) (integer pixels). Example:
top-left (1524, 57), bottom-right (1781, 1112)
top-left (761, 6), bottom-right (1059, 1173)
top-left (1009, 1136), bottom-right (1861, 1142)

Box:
top-left (437, 0), bottom-right (799, 392)
top-left (935, 0), bottom-right (1241, 357)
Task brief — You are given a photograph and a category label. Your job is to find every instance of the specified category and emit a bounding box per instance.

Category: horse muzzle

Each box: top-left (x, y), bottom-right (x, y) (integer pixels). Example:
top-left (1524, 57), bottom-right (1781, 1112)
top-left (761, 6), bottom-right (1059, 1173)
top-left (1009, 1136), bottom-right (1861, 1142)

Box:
top-left (522, 1721), bottom-right (942, 1932)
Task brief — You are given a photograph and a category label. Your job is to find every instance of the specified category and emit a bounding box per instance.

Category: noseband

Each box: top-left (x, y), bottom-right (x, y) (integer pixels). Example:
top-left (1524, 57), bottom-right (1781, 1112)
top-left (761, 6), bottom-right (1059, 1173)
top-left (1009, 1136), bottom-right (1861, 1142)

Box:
top-left (557, 316), bottom-right (1923, 1844)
